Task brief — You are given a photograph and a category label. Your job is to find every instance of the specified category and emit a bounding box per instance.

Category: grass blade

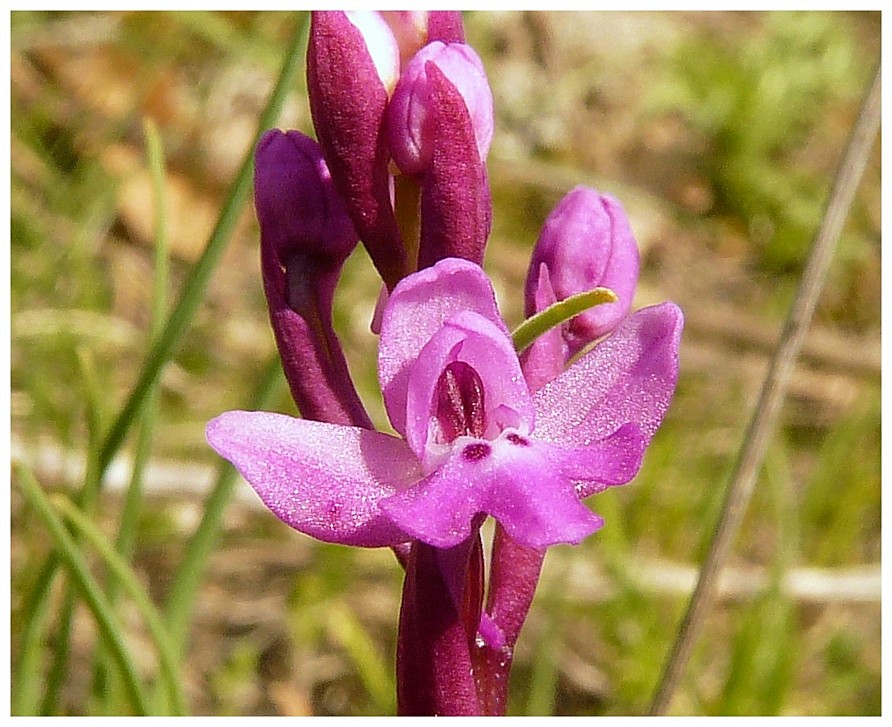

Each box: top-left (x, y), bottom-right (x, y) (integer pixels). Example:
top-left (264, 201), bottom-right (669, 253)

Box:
top-left (97, 12), bottom-right (308, 477)
top-left (14, 465), bottom-right (151, 716)
top-left (648, 62), bottom-right (881, 716)
top-left (51, 495), bottom-right (188, 715)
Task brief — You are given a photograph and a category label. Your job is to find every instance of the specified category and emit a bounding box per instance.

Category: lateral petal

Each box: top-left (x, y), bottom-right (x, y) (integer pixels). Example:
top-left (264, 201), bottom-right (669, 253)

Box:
top-left (206, 410), bottom-right (419, 547)
top-left (533, 302), bottom-right (683, 447)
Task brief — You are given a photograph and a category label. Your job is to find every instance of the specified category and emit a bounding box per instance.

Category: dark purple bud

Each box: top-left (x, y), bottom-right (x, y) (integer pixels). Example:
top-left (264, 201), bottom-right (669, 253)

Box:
top-left (253, 129), bottom-right (358, 267)
top-left (525, 186), bottom-right (640, 357)
top-left (387, 42), bottom-right (493, 176)
top-left (307, 11), bottom-right (406, 289)
top-left (255, 129), bottom-right (371, 429)
top-left (416, 62), bottom-right (493, 268)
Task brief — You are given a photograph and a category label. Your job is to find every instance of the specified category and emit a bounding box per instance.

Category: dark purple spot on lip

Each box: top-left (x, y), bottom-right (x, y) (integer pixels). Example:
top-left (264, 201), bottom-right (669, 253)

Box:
top-left (462, 442), bottom-right (491, 462)
top-left (506, 433), bottom-right (530, 447)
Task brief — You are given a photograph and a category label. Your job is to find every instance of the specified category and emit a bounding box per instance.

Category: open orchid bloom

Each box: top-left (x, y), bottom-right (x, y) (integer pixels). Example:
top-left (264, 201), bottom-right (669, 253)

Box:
top-left (207, 258), bottom-right (682, 552)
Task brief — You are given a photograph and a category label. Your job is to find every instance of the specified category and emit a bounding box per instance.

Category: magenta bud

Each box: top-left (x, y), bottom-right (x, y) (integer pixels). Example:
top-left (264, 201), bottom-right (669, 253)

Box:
top-left (417, 62), bottom-right (493, 269)
top-left (307, 10), bottom-right (406, 289)
top-left (387, 41), bottom-right (494, 176)
top-left (254, 128), bottom-right (370, 428)
top-left (253, 129), bottom-right (358, 267)
top-left (525, 187), bottom-right (640, 356)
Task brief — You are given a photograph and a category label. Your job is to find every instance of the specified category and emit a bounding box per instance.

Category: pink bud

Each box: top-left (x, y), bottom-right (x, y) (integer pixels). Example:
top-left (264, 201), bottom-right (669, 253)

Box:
top-left (525, 187), bottom-right (640, 356)
top-left (386, 42), bottom-right (494, 176)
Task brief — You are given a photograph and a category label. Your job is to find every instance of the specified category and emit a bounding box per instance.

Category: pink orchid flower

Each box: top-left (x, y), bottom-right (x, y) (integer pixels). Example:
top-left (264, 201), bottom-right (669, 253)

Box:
top-left (206, 257), bottom-right (682, 552)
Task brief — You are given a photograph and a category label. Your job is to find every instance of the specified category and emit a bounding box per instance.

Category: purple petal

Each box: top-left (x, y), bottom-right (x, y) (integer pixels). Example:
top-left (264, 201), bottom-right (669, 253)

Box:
top-left (206, 411), bottom-right (419, 547)
top-left (533, 302), bottom-right (684, 447)
top-left (404, 311), bottom-right (534, 466)
top-left (380, 435), bottom-right (603, 550)
top-left (559, 422), bottom-right (646, 499)
top-left (379, 259), bottom-right (507, 436)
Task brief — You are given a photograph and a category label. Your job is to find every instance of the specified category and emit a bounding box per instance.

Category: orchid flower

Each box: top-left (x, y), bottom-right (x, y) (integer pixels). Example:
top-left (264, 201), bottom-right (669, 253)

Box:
top-left (206, 257), bottom-right (682, 553)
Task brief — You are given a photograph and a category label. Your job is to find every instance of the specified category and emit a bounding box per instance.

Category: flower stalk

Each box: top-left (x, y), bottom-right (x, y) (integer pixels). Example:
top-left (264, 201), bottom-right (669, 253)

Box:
top-left (207, 10), bottom-right (683, 715)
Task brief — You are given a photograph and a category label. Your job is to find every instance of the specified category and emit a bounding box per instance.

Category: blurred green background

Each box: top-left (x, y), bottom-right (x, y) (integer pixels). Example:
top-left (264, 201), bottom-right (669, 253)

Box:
top-left (10, 10), bottom-right (880, 716)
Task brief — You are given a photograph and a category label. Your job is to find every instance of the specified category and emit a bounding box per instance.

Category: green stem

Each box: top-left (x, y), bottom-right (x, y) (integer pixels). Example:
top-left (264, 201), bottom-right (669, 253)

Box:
top-left (115, 117), bottom-right (170, 562)
top-left (15, 465), bottom-right (151, 716)
top-left (12, 561), bottom-right (56, 715)
top-left (40, 349), bottom-right (105, 715)
top-left (96, 117), bottom-right (171, 709)
top-left (511, 287), bottom-right (618, 354)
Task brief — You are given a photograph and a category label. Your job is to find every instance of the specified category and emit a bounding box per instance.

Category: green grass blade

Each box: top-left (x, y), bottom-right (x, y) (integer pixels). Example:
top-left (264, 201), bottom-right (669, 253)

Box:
top-left (511, 287), bottom-right (618, 354)
top-left (12, 562), bottom-right (56, 715)
top-left (51, 495), bottom-right (188, 715)
top-left (97, 13), bottom-right (308, 477)
top-left (14, 465), bottom-right (151, 716)
top-left (40, 348), bottom-right (106, 715)
top-left (115, 117), bottom-right (169, 560)
top-left (326, 602), bottom-right (396, 714)
top-left (18, 17), bottom-right (306, 713)
top-left (96, 117), bottom-right (171, 708)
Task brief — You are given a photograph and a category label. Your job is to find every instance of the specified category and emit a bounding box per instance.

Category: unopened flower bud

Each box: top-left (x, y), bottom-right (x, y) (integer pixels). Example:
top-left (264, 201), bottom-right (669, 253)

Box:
top-left (254, 128), bottom-right (369, 428)
top-left (525, 187), bottom-right (640, 357)
top-left (308, 10), bottom-right (406, 289)
top-left (254, 128), bottom-right (358, 267)
top-left (387, 41), bottom-right (494, 176)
